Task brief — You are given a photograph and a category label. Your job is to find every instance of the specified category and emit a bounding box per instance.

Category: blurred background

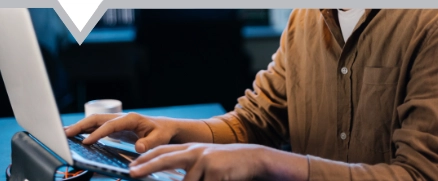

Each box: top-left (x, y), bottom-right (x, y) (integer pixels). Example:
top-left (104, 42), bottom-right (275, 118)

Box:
top-left (0, 9), bottom-right (292, 118)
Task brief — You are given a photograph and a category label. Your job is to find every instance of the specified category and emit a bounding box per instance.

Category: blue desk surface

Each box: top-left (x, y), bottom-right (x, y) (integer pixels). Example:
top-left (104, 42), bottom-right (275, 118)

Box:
top-left (0, 103), bottom-right (226, 180)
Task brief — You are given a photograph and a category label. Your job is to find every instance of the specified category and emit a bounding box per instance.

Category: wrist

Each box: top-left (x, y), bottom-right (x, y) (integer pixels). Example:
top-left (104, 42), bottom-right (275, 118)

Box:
top-left (142, 115), bottom-right (182, 142)
top-left (253, 146), bottom-right (275, 180)
top-left (168, 118), bottom-right (213, 144)
top-left (169, 118), bottom-right (187, 143)
top-left (258, 147), bottom-right (309, 181)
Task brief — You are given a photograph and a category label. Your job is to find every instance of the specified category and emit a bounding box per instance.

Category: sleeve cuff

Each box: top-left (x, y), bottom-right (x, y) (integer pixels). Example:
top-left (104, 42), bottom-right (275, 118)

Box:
top-left (307, 155), bottom-right (412, 180)
top-left (203, 112), bottom-right (249, 144)
top-left (203, 117), bottom-right (237, 144)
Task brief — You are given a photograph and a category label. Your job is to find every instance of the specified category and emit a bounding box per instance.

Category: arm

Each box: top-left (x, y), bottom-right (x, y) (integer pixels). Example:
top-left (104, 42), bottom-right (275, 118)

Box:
top-left (203, 19), bottom-right (291, 148)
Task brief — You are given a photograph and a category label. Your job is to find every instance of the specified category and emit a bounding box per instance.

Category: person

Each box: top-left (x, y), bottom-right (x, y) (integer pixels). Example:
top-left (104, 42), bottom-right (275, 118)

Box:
top-left (65, 9), bottom-right (438, 180)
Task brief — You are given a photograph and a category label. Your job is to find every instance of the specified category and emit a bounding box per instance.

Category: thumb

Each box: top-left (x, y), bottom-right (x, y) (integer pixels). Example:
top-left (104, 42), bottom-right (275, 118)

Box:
top-left (135, 131), bottom-right (166, 153)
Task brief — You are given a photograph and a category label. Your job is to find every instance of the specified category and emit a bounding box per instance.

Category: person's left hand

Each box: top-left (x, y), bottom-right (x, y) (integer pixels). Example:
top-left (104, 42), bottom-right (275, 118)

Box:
top-left (128, 143), bottom-right (270, 181)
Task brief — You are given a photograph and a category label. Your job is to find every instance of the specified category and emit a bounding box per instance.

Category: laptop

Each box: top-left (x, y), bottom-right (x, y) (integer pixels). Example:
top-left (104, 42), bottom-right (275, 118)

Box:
top-left (0, 8), bottom-right (184, 181)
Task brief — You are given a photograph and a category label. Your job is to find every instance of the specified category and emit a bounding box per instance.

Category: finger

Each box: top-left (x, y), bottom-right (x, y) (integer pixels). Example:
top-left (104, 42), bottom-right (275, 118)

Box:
top-left (82, 113), bottom-right (143, 144)
top-left (130, 150), bottom-right (195, 178)
top-left (131, 144), bottom-right (190, 166)
top-left (134, 130), bottom-right (179, 153)
top-left (134, 131), bottom-right (161, 153)
top-left (81, 127), bottom-right (99, 134)
top-left (183, 160), bottom-right (205, 181)
top-left (64, 113), bottom-right (121, 137)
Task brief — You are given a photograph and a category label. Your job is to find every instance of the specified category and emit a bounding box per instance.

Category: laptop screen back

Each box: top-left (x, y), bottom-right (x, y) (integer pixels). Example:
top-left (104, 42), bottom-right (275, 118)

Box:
top-left (0, 8), bottom-right (73, 165)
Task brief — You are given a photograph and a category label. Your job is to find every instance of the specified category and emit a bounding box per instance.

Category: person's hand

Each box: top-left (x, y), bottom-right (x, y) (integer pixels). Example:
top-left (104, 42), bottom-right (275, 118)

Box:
top-left (64, 113), bottom-right (178, 153)
top-left (129, 143), bottom-right (271, 181)
top-left (64, 112), bottom-right (213, 153)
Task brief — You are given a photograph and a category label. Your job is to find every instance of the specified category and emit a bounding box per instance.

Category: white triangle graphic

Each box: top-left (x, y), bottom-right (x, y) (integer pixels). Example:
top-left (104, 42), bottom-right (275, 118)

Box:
top-left (58, 0), bottom-right (103, 32)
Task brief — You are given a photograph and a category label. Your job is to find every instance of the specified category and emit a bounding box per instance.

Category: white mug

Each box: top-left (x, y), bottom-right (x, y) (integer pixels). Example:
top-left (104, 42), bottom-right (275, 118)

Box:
top-left (84, 99), bottom-right (122, 117)
top-left (83, 99), bottom-right (124, 143)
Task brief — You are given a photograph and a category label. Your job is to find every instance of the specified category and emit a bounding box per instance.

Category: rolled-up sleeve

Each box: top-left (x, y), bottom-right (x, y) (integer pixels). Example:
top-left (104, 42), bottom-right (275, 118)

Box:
top-left (306, 24), bottom-right (438, 181)
top-left (204, 20), bottom-right (290, 148)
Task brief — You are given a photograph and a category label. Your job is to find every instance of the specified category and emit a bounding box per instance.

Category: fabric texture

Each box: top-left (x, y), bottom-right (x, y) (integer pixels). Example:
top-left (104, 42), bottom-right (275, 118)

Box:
top-left (205, 9), bottom-right (438, 180)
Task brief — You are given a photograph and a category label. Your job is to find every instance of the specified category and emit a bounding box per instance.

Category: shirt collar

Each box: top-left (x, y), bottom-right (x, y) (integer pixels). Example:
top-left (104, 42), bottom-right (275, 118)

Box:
top-left (319, 9), bottom-right (380, 48)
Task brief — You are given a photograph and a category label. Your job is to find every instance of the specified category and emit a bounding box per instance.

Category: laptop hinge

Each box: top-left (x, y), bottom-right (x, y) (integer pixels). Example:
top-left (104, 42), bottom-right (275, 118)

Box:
top-left (8, 131), bottom-right (74, 181)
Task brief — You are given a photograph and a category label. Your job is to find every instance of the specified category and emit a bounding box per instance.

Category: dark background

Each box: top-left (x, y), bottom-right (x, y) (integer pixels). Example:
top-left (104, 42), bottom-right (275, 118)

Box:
top-left (0, 9), bottom-right (291, 118)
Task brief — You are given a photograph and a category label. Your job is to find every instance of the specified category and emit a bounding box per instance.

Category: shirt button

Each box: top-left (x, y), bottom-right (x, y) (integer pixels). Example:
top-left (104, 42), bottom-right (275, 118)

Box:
top-left (340, 132), bottom-right (347, 140)
top-left (341, 67), bottom-right (348, 74)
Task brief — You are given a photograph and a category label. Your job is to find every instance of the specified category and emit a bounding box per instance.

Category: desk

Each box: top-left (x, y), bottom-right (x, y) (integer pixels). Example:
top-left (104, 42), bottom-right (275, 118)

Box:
top-left (0, 103), bottom-right (226, 180)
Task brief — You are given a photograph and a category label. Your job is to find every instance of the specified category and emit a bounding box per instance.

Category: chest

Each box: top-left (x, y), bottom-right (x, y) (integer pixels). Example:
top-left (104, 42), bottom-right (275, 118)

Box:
top-left (284, 10), bottom-right (423, 164)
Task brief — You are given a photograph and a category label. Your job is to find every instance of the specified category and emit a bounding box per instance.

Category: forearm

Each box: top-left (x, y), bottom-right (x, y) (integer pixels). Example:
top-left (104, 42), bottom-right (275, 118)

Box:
top-left (259, 147), bottom-right (309, 181)
top-left (257, 146), bottom-right (414, 181)
top-left (154, 114), bottom-right (242, 144)
top-left (306, 155), bottom-right (412, 180)
top-left (167, 118), bottom-right (213, 144)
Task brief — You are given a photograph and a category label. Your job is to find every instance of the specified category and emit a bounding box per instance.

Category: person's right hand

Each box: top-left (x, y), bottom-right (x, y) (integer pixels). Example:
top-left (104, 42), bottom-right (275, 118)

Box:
top-left (64, 113), bottom-right (179, 153)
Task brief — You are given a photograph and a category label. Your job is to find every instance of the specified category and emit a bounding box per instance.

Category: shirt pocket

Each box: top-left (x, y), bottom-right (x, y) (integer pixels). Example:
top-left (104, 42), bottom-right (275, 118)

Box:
top-left (363, 66), bottom-right (400, 85)
top-left (352, 66), bottom-right (400, 157)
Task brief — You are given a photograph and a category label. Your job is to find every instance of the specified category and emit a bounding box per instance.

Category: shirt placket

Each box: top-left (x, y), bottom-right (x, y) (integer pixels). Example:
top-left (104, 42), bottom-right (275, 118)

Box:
top-left (321, 8), bottom-right (377, 162)
top-left (320, 9), bottom-right (352, 161)
top-left (337, 50), bottom-right (355, 161)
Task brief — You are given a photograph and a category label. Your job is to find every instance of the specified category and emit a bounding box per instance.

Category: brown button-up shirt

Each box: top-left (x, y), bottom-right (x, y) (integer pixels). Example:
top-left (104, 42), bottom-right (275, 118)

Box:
top-left (204, 9), bottom-right (438, 180)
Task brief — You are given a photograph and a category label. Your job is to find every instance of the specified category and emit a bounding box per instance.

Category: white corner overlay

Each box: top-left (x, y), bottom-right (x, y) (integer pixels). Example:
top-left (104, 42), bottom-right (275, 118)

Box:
top-left (58, 0), bottom-right (103, 32)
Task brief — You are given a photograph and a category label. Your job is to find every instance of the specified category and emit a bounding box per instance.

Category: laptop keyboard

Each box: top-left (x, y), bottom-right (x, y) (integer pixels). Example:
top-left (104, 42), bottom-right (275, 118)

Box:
top-left (68, 136), bottom-right (129, 169)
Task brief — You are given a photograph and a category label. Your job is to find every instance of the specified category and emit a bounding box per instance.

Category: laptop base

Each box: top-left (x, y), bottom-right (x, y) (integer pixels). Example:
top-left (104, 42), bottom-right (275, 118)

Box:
top-left (8, 131), bottom-right (93, 181)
